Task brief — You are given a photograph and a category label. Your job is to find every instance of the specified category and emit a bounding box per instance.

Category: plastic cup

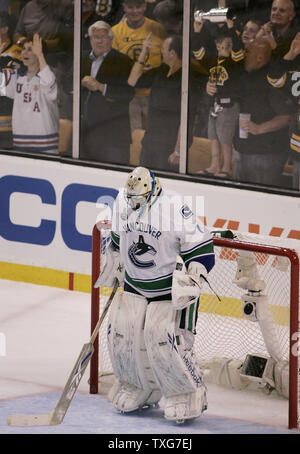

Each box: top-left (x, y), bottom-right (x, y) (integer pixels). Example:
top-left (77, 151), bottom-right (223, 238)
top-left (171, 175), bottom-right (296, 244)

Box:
top-left (239, 113), bottom-right (251, 139)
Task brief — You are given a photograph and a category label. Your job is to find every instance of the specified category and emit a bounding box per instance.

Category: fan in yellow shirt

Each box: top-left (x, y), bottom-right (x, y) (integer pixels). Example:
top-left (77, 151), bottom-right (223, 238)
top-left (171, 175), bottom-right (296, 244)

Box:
top-left (112, 0), bottom-right (166, 165)
top-left (112, 0), bottom-right (166, 66)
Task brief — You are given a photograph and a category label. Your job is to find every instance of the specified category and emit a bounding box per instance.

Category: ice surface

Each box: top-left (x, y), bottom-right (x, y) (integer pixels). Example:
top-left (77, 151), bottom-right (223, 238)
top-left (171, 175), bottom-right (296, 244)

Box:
top-left (0, 279), bottom-right (298, 435)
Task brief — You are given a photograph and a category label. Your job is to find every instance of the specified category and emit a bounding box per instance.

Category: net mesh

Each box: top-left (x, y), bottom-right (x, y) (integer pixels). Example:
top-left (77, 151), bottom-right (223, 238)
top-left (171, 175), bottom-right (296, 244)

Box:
top-left (96, 236), bottom-right (291, 375)
top-left (91, 229), bottom-right (300, 427)
top-left (195, 246), bottom-right (290, 363)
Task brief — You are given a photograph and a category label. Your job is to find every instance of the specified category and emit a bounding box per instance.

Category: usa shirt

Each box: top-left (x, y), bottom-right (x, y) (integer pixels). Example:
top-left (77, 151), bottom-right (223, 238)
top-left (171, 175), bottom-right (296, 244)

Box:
top-left (0, 65), bottom-right (59, 154)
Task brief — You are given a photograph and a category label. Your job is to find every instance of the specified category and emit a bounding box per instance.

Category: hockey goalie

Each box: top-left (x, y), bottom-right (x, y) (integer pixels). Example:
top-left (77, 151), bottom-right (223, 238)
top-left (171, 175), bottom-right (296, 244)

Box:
top-left (95, 166), bottom-right (215, 423)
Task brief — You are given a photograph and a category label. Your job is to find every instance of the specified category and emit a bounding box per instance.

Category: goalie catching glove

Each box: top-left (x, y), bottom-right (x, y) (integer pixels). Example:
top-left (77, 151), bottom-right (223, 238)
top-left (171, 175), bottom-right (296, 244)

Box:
top-left (172, 257), bottom-right (207, 309)
top-left (94, 243), bottom-right (125, 288)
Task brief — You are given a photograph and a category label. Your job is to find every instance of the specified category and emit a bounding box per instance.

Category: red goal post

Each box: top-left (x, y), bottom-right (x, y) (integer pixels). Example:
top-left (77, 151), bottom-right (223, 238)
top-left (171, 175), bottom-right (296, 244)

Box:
top-left (89, 221), bottom-right (300, 430)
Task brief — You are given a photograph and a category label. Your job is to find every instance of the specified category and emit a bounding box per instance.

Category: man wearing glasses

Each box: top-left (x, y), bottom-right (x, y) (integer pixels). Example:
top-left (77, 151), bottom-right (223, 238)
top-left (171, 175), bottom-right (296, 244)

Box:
top-left (80, 21), bottom-right (135, 164)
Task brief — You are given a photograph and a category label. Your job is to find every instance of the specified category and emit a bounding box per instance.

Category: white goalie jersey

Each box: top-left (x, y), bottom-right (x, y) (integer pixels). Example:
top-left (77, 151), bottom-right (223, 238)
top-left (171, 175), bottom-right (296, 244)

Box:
top-left (111, 187), bottom-right (215, 299)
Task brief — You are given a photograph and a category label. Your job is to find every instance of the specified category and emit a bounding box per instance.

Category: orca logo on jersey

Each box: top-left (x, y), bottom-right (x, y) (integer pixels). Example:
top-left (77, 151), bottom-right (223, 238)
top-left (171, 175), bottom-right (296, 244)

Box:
top-left (128, 234), bottom-right (157, 268)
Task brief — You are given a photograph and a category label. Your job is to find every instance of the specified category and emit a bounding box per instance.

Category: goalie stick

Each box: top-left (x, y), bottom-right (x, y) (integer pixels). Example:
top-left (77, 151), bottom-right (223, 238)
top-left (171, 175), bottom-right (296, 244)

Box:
top-left (7, 277), bottom-right (119, 427)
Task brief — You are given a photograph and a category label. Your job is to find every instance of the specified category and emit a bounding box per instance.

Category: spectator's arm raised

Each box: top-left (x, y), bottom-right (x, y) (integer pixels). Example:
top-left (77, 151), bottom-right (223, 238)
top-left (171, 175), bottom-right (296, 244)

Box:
top-left (32, 33), bottom-right (46, 72)
top-left (128, 33), bottom-right (153, 87)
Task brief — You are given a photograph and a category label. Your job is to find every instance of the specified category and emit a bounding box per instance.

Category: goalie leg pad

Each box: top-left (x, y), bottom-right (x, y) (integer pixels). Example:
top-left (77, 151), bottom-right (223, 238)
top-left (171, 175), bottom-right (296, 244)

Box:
top-left (144, 300), bottom-right (206, 402)
top-left (107, 380), bottom-right (160, 412)
top-left (159, 388), bottom-right (207, 422)
top-left (107, 291), bottom-right (160, 412)
top-left (144, 300), bottom-right (207, 422)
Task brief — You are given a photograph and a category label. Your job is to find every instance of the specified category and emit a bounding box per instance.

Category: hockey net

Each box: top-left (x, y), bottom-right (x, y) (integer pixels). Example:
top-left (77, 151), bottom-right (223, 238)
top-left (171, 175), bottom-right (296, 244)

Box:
top-left (89, 221), bottom-right (300, 429)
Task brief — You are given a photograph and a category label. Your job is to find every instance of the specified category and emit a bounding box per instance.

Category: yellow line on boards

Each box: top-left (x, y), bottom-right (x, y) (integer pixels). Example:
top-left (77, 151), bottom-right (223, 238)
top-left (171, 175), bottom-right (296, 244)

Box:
top-left (0, 262), bottom-right (289, 326)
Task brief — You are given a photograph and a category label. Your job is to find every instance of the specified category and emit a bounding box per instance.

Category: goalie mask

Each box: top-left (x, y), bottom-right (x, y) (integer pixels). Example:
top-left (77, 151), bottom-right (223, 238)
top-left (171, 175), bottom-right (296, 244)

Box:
top-left (125, 167), bottom-right (161, 212)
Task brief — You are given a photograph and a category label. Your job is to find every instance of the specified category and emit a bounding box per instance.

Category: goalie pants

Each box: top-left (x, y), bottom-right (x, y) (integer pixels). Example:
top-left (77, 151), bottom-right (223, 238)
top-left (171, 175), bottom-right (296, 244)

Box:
top-left (107, 290), bottom-right (203, 400)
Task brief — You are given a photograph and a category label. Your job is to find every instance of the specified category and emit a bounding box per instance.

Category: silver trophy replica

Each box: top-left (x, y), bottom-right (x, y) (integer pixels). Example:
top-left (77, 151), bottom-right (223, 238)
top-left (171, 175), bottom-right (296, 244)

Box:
top-left (194, 7), bottom-right (229, 23)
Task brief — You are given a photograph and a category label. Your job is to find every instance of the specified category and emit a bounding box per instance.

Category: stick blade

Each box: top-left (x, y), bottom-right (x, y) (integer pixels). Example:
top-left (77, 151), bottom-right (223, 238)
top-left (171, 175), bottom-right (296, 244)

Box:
top-left (6, 343), bottom-right (94, 427)
top-left (5, 280), bottom-right (118, 428)
top-left (7, 411), bottom-right (55, 427)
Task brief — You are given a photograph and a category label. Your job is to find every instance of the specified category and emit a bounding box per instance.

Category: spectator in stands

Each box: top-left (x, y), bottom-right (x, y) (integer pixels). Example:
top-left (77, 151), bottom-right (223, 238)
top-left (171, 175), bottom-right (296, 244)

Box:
top-left (80, 21), bottom-right (135, 164)
top-left (284, 34), bottom-right (300, 190)
top-left (128, 33), bottom-right (197, 171)
top-left (225, 0), bottom-right (272, 30)
top-left (240, 19), bottom-right (262, 46)
top-left (153, 0), bottom-right (183, 35)
top-left (224, 18), bottom-right (262, 67)
top-left (224, 16), bottom-right (262, 64)
top-left (14, 0), bottom-right (63, 62)
top-left (189, 8), bottom-right (221, 140)
top-left (191, 4), bottom-right (218, 62)
top-left (112, 0), bottom-right (166, 164)
top-left (112, 0), bottom-right (165, 75)
top-left (94, 0), bottom-right (124, 26)
top-left (197, 30), bottom-right (242, 179)
top-left (191, 0), bottom-right (227, 46)
top-left (233, 38), bottom-right (293, 187)
top-left (82, 0), bottom-right (102, 52)
top-left (191, 0), bottom-right (265, 59)
top-left (14, 0), bottom-right (75, 157)
top-left (192, 1), bottom-right (272, 52)
top-left (256, 0), bottom-right (298, 59)
top-left (0, 11), bottom-right (20, 59)
top-left (81, 0), bottom-right (124, 53)
top-left (0, 33), bottom-right (59, 154)
top-left (13, 0), bottom-right (74, 71)
top-left (0, 11), bottom-right (22, 149)
top-left (267, 32), bottom-right (300, 190)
